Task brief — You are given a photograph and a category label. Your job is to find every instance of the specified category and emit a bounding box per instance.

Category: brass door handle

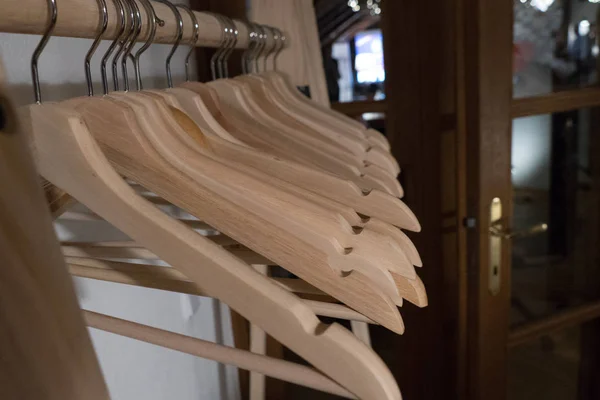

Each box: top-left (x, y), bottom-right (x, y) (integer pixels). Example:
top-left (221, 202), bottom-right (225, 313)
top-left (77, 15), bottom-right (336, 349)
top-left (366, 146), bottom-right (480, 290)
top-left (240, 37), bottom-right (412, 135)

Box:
top-left (489, 222), bottom-right (548, 239)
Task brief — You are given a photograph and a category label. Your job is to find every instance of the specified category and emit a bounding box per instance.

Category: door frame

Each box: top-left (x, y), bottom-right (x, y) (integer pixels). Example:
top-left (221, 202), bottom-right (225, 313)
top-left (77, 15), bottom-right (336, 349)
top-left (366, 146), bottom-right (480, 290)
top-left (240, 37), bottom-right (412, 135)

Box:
top-left (458, 0), bottom-right (600, 399)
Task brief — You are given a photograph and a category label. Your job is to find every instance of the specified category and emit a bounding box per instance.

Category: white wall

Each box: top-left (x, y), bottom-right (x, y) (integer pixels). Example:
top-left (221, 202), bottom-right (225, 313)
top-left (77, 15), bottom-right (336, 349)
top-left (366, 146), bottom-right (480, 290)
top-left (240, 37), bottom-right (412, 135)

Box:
top-left (0, 12), bottom-right (239, 400)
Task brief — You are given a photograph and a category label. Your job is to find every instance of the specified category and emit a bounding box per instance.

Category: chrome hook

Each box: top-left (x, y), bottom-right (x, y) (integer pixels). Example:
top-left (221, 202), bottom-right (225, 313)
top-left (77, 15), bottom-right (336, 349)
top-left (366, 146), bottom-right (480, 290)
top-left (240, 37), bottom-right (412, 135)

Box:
top-left (240, 20), bottom-right (258, 75)
top-left (153, 0), bottom-right (183, 88)
top-left (110, 0), bottom-right (134, 90)
top-left (251, 23), bottom-right (266, 73)
top-left (119, 0), bottom-right (142, 91)
top-left (31, 0), bottom-right (57, 104)
top-left (272, 27), bottom-right (286, 71)
top-left (85, 0), bottom-right (108, 96)
top-left (262, 25), bottom-right (278, 72)
top-left (175, 4), bottom-right (199, 82)
top-left (219, 16), bottom-right (238, 78)
top-left (208, 13), bottom-right (229, 80)
top-left (100, 0), bottom-right (126, 94)
top-left (129, 0), bottom-right (163, 89)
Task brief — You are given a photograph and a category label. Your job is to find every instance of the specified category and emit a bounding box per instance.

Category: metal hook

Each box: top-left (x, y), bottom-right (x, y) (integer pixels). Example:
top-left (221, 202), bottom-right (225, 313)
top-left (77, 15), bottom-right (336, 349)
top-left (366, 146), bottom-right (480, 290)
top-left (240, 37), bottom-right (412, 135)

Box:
top-left (176, 4), bottom-right (199, 82)
top-left (272, 27), bottom-right (286, 71)
top-left (85, 0), bottom-right (108, 96)
top-left (262, 25), bottom-right (278, 72)
top-left (257, 24), bottom-right (274, 73)
top-left (129, 0), bottom-right (163, 90)
top-left (240, 20), bottom-right (258, 75)
top-left (153, 0), bottom-right (183, 88)
top-left (210, 14), bottom-right (231, 79)
top-left (31, 0), bottom-right (57, 104)
top-left (119, 0), bottom-right (142, 91)
top-left (101, 0), bottom-right (126, 94)
top-left (208, 13), bottom-right (229, 80)
top-left (250, 23), bottom-right (265, 74)
top-left (219, 16), bottom-right (238, 78)
top-left (110, 0), bottom-right (134, 90)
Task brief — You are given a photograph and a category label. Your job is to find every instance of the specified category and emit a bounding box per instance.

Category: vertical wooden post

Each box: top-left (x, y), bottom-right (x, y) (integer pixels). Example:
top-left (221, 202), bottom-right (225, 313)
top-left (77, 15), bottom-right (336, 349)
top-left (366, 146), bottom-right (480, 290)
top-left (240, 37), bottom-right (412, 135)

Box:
top-left (379, 1), bottom-right (449, 399)
top-left (0, 83), bottom-right (109, 400)
top-left (461, 0), bottom-right (513, 398)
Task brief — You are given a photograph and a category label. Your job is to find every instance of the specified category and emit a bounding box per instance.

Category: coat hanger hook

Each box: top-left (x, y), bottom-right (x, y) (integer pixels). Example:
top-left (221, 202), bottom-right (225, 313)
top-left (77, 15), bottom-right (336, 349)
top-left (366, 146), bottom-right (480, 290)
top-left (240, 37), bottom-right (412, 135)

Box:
top-left (85, 0), bottom-right (108, 96)
top-left (219, 16), bottom-right (238, 78)
top-left (31, 0), bottom-right (57, 104)
top-left (110, 0), bottom-right (134, 91)
top-left (208, 13), bottom-right (229, 80)
top-left (119, 0), bottom-right (142, 92)
top-left (272, 27), bottom-right (286, 71)
top-left (217, 15), bottom-right (234, 79)
top-left (260, 25), bottom-right (277, 72)
top-left (153, 0), bottom-right (183, 88)
top-left (264, 25), bottom-right (279, 71)
top-left (100, 0), bottom-right (126, 95)
top-left (175, 4), bottom-right (199, 82)
top-left (254, 24), bottom-right (268, 73)
top-left (130, 0), bottom-right (162, 90)
top-left (239, 20), bottom-right (257, 75)
top-left (250, 23), bottom-right (265, 74)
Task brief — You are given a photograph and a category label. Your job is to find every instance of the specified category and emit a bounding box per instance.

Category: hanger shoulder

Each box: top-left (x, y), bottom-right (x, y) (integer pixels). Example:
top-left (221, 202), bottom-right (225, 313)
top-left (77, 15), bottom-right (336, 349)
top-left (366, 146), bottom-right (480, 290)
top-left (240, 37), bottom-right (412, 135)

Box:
top-left (166, 87), bottom-right (246, 145)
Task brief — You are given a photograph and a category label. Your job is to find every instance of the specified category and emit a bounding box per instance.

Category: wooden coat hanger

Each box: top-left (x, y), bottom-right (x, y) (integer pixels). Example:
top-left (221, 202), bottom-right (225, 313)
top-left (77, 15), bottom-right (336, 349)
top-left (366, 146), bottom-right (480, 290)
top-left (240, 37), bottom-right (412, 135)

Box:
top-left (26, 82), bottom-right (403, 400)
top-left (102, 90), bottom-right (407, 303)
top-left (235, 73), bottom-right (402, 187)
top-left (235, 24), bottom-right (399, 177)
top-left (259, 26), bottom-right (391, 152)
top-left (147, 10), bottom-right (425, 306)
top-left (55, 2), bottom-right (406, 335)
top-left (106, 8), bottom-right (417, 291)
top-left (186, 80), bottom-right (402, 195)
top-left (198, 17), bottom-right (403, 195)
top-left (141, 95), bottom-right (426, 306)
top-left (21, 5), bottom-right (402, 397)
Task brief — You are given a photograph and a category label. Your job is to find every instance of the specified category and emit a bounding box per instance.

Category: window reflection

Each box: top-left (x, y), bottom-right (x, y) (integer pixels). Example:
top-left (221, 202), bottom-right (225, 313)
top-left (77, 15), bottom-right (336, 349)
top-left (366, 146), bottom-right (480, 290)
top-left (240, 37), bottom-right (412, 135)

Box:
top-left (513, 0), bottom-right (600, 98)
top-left (325, 28), bottom-right (386, 103)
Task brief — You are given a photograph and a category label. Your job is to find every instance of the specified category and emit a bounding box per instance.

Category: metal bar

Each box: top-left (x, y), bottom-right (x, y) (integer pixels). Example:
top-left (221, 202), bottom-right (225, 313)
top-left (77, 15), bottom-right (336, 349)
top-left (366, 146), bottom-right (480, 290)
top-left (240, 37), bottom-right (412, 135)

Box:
top-left (0, 0), bottom-right (269, 49)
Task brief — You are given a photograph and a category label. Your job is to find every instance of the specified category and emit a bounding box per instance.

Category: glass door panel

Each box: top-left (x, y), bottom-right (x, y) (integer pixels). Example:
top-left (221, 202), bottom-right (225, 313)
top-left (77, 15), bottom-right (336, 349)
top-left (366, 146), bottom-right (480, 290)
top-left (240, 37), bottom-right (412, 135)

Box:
top-left (511, 107), bottom-right (600, 327)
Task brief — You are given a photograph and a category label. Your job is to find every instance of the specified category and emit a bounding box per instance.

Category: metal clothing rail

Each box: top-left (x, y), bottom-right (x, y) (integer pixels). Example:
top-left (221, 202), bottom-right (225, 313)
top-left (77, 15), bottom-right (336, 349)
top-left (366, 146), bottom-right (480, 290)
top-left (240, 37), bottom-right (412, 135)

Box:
top-left (0, 0), bottom-right (273, 49)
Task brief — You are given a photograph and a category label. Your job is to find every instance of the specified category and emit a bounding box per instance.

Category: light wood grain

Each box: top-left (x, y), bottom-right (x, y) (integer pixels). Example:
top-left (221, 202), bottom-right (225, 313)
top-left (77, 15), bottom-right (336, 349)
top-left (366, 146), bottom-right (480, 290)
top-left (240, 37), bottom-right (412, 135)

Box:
top-left (178, 83), bottom-right (419, 230)
top-left (101, 92), bottom-right (413, 296)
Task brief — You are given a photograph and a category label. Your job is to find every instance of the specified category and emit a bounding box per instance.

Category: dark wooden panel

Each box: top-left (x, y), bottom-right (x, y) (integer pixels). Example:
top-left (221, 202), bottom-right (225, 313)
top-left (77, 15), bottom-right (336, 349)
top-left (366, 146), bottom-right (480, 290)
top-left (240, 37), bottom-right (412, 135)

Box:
top-left (330, 100), bottom-right (388, 116)
top-left (461, 0), bottom-right (513, 398)
top-left (378, 1), bottom-right (450, 400)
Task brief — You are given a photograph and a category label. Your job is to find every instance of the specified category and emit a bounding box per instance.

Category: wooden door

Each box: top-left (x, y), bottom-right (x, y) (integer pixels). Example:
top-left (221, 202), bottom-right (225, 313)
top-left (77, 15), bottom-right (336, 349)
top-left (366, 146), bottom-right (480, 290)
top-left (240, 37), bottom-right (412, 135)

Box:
top-left (460, 0), bottom-right (600, 399)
